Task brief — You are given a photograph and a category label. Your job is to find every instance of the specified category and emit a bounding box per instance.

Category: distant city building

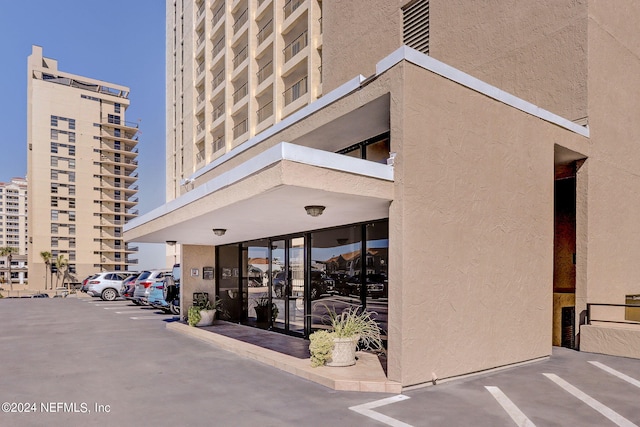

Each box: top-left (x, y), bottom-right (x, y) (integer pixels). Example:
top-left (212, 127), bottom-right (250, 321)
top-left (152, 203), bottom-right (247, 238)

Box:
top-left (27, 46), bottom-right (140, 289)
top-left (0, 177), bottom-right (28, 285)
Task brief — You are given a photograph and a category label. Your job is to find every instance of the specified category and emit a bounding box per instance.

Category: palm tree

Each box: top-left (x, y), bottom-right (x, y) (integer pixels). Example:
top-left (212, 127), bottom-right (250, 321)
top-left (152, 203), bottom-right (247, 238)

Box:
top-left (54, 254), bottom-right (68, 290)
top-left (40, 251), bottom-right (52, 291)
top-left (0, 247), bottom-right (19, 292)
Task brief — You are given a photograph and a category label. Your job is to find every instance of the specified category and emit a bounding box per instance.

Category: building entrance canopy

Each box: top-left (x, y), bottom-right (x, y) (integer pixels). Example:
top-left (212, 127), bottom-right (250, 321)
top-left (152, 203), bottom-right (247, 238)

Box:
top-left (124, 142), bottom-right (394, 246)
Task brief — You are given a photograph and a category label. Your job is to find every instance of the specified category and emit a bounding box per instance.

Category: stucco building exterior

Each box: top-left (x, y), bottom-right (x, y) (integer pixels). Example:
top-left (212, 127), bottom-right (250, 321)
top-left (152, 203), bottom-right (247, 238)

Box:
top-left (27, 46), bottom-right (140, 289)
top-left (0, 177), bottom-right (28, 286)
top-left (126, 0), bottom-right (640, 388)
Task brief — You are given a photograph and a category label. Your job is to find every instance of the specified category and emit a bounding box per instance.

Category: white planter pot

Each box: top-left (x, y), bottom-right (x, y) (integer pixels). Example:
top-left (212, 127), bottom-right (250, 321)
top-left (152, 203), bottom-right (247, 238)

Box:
top-left (196, 309), bottom-right (216, 327)
top-left (326, 336), bottom-right (358, 367)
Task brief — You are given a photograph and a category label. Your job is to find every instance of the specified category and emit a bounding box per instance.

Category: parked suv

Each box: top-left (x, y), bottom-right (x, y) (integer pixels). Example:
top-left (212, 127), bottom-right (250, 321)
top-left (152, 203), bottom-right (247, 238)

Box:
top-left (131, 269), bottom-right (171, 305)
top-left (86, 272), bottom-right (135, 301)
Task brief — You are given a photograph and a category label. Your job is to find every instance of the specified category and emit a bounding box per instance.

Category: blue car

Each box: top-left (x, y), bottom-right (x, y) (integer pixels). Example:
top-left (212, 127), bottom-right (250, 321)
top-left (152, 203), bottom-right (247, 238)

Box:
top-left (147, 281), bottom-right (170, 312)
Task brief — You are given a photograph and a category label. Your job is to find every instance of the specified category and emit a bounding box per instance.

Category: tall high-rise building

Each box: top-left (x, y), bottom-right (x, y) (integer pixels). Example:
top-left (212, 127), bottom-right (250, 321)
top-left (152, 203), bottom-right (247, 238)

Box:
top-left (0, 177), bottom-right (28, 285)
top-left (27, 46), bottom-right (139, 289)
top-left (166, 0), bottom-right (323, 200)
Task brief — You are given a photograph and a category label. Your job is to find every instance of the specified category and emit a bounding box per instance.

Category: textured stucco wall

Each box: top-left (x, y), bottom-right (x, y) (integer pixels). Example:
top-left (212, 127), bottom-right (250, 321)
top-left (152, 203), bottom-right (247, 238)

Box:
top-left (581, 324), bottom-right (640, 359)
top-left (430, 0), bottom-right (588, 122)
top-left (181, 245), bottom-right (216, 320)
top-left (575, 0), bottom-right (640, 325)
top-left (390, 62), bottom-right (587, 386)
top-left (322, 0), bottom-right (403, 92)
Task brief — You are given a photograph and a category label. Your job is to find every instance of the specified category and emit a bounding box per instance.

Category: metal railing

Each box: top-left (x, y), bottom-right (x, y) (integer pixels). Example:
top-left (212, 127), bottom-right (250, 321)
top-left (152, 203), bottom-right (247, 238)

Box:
top-left (257, 61), bottom-right (273, 84)
top-left (196, 62), bottom-right (205, 76)
top-left (233, 82), bottom-right (248, 104)
top-left (212, 37), bottom-right (225, 58)
top-left (284, 0), bottom-right (303, 19)
top-left (233, 8), bottom-right (248, 33)
top-left (196, 121), bottom-right (206, 134)
top-left (257, 19), bottom-right (273, 44)
top-left (212, 103), bottom-right (225, 121)
top-left (196, 92), bottom-right (205, 104)
top-left (197, 3), bottom-right (205, 18)
top-left (283, 30), bottom-right (308, 62)
top-left (233, 119), bottom-right (248, 139)
top-left (213, 136), bottom-right (225, 152)
top-left (257, 101), bottom-right (273, 123)
top-left (233, 46), bottom-right (248, 68)
top-left (586, 303), bottom-right (640, 326)
top-left (196, 149), bottom-right (206, 163)
top-left (283, 76), bottom-right (308, 105)
top-left (196, 33), bottom-right (205, 49)
top-left (212, 69), bottom-right (225, 89)
top-left (212, 4), bottom-right (225, 27)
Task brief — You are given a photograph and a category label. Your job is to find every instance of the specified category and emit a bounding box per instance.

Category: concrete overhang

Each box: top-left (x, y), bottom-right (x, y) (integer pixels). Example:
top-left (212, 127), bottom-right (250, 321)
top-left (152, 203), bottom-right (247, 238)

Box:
top-left (125, 142), bottom-right (394, 245)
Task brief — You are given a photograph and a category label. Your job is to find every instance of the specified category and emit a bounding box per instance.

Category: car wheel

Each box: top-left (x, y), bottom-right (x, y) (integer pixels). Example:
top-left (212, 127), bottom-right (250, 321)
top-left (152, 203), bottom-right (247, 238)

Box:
top-left (131, 299), bottom-right (141, 306)
top-left (101, 288), bottom-right (118, 301)
top-left (164, 284), bottom-right (177, 301)
top-left (170, 303), bottom-right (180, 315)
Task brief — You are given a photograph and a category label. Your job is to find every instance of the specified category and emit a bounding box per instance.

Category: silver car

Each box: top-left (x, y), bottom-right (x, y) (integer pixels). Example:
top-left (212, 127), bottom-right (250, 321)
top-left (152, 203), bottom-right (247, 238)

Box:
top-left (86, 272), bottom-right (133, 301)
top-left (131, 269), bottom-right (171, 305)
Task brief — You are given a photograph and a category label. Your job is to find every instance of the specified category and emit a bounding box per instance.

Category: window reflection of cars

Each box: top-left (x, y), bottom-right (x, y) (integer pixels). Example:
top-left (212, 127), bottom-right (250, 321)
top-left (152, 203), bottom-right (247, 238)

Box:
top-left (338, 273), bottom-right (387, 299)
top-left (272, 270), bottom-right (333, 300)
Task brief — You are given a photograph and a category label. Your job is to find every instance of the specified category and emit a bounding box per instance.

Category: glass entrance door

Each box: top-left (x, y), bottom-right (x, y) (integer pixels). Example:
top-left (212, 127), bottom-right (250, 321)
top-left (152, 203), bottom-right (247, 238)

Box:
top-left (270, 236), bottom-right (305, 335)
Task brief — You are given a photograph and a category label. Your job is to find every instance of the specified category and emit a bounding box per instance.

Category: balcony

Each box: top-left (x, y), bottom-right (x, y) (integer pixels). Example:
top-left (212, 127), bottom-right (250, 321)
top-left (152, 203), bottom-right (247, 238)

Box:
top-left (212, 4), bottom-right (225, 28)
top-left (284, 76), bottom-right (307, 106)
top-left (212, 37), bottom-right (225, 59)
top-left (196, 120), bottom-right (206, 134)
top-left (212, 103), bottom-right (225, 121)
top-left (212, 69), bottom-right (225, 92)
top-left (233, 9), bottom-right (248, 34)
top-left (257, 61), bottom-right (273, 84)
top-left (233, 46), bottom-right (248, 68)
top-left (284, 31), bottom-right (308, 62)
top-left (233, 83), bottom-right (248, 105)
top-left (257, 19), bottom-right (273, 45)
top-left (196, 149), bottom-right (206, 164)
top-left (284, 0), bottom-right (303, 19)
top-left (233, 118), bottom-right (248, 139)
top-left (257, 101), bottom-right (273, 123)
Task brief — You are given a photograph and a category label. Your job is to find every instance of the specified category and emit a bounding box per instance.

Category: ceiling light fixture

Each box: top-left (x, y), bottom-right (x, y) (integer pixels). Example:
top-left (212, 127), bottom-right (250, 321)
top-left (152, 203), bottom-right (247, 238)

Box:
top-left (212, 228), bottom-right (227, 236)
top-left (166, 240), bottom-right (177, 246)
top-left (304, 205), bottom-right (325, 217)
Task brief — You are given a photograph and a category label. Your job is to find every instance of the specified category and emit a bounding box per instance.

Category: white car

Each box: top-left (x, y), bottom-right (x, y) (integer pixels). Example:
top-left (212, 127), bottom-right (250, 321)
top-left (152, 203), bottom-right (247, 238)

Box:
top-left (86, 272), bottom-right (134, 301)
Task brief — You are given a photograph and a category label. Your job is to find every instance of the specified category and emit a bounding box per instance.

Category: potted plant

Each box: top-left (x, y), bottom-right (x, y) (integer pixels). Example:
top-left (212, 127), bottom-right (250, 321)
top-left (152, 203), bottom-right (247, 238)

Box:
top-left (309, 305), bottom-right (383, 367)
top-left (254, 296), bottom-right (279, 323)
top-left (188, 294), bottom-right (221, 327)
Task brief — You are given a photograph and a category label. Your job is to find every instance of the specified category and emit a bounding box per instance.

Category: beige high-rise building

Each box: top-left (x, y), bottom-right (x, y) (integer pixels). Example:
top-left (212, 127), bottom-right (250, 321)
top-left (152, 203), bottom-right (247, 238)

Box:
top-left (27, 46), bottom-right (139, 289)
top-left (129, 1), bottom-right (640, 390)
top-left (0, 177), bottom-right (28, 286)
top-left (166, 0), bottom-right (322, 199)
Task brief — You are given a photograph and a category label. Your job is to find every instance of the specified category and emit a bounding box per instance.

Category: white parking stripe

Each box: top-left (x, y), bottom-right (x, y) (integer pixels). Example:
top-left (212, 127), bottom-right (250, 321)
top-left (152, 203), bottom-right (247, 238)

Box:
top-left (115, 311), bottom-right (148, 314)
top-left (543, 373), bottom-right (637, 427)
top-left (589, 361), bottom-right (640, 389)
top-left (129, 316), bottom-right (169, 320)
top-left (349, 395), bottom-right (412, 427)
top-left (485, 386), bottom-right (536, 427)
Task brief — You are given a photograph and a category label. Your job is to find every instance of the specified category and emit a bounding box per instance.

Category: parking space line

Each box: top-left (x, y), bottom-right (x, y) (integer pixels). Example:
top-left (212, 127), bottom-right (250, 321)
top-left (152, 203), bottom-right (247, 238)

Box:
top-left (129, 316), bottom-right (171, 320)
top-left (589, 361), bottom-right (640, 389)
top-left (349, 395), bottom-right (412, 427)
top-left (115, 311), bottom-right (147, 314)
top-left (102, 306), bottom-right (135, 309)
top-left (543, 373), bottom-right (637, 427)
top-left (485, 386), bottom-right (536, 427)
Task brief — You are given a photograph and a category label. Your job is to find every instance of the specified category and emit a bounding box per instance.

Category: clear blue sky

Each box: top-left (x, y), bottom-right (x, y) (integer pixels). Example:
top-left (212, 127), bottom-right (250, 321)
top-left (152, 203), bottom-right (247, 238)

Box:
top-left (0, 0), bottom-right (167, 269)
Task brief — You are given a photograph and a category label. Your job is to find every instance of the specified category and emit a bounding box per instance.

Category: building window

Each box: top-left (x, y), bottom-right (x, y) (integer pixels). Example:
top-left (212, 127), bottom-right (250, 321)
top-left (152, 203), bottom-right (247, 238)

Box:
top-left (50, 143), bottom-right (58, 153)
top-left (51, 116), bottom-right (58, 127)
top-left (108, 114), bottom-right (121, 125)
top-left (51, 197), bottom-right (58, 207)
top-left (114, 103), bottom-right (121, 113)
top-left (69, 225), bottom-right (76, 235)
top-left (69, 159), bottom-right (75, 169)
top-left (51, 237), bottom-right (58, 247)
top-left (51, 129), bottom-right (59, 140)
top-left (51, 170), bottom-right (58, 180)
top-left (69, 119), bottom-right (76, 130)
top-left (51, 210), bottom-right (59, 220)
top-left (51, 224), bottom-right (58, 233)
top-left (69, 211), bottom-right (76, 222)
top-left (51, 184), bottom-right (58, 194)
top-left (50, 157), bottom-right (58, 167)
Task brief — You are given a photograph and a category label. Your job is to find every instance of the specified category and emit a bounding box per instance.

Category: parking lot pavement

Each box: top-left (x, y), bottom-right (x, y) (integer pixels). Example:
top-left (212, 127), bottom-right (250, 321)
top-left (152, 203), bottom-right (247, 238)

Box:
top-left (2, 298), bottom-right (639, 427)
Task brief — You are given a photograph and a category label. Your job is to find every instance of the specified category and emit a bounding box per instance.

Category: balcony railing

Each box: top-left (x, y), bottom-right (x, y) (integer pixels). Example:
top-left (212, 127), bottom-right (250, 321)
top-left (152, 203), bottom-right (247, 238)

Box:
top-left (257, 19), bottom-right (273, 45)
top-left (233, 83), bottom-right (248, 104)
top-left (212, 37), bottom-right (225, 58)
top-left (233, 9), bottom-right (248, 33)
top-left (196, 149), bottom-right (206, 163)
top-left (233, 46), bottom-right (248, 68)
top-left (196, 33), bottom-right (205, 49)
top-left (196, 61), bottom-right (205, 76)
top-left (257, 101), bottom-right (273, 123)
top-left (196, 121), bottom-right (206, 134)
top-left (283, 76), bottom-right (308, 105)
top-left (233, 119), bottom-right (248, 139)
top-left (284, 0), bottom-right (303, 19)
top-left (283, 30), bottom-right (308, 62)
top-left (196, 2), bottom-right (205, 18)
top-left (212, 103), bottom-right (225, 121)
top-left (212, 4), bottom-right (225, 27)
top-left (212, 69), bottom-right (225, 90)
top-left (257, 61), bottom-right (273, 84)
top-left (196, 92), bottom-right (205, 104)
top-left (213, 136), bottom-right (225, 152)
